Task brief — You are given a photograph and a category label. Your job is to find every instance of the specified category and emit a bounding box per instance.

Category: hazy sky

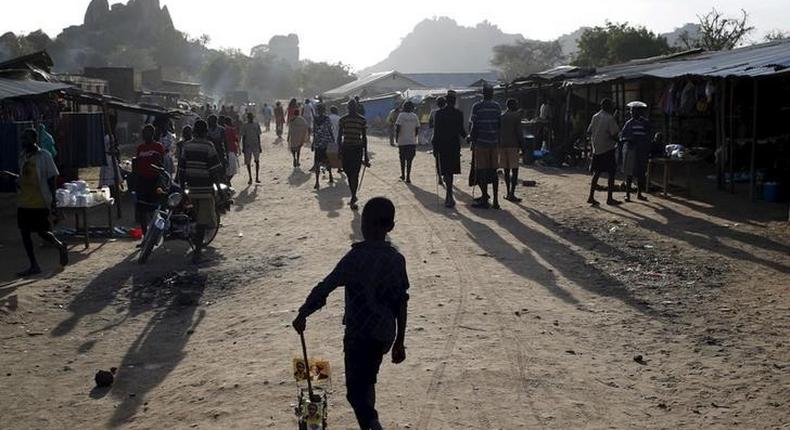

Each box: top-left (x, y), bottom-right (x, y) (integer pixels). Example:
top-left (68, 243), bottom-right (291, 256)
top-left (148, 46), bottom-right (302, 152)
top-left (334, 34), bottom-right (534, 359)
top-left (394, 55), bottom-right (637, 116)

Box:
top-left (2, 0), bottom-right (788, 71)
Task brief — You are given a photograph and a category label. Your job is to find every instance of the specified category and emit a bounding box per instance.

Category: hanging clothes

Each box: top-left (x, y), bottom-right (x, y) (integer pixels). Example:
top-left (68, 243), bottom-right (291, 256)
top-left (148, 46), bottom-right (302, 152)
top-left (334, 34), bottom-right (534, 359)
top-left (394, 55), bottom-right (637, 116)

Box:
top-left (0, 121), bottom-right (33, 192)
top-left (56, 112), bottom-right (106, 168)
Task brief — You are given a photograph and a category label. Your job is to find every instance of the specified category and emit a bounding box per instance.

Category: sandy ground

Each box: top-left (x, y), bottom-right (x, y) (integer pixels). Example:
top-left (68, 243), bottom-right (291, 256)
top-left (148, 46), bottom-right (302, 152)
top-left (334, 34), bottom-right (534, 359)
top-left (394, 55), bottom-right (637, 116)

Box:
top-left (1, 132), bottom-right (789, 430)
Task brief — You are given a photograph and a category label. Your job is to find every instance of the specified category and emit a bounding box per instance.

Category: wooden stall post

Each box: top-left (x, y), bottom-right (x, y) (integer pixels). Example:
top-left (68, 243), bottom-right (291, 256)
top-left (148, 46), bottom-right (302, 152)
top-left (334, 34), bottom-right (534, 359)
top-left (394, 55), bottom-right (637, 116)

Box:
top-left (101, 102), bottom-right (122, 219)
top-left (749, 79), bottom-right (758, 201)
top-left (729, 80), bottom-right (736, 194)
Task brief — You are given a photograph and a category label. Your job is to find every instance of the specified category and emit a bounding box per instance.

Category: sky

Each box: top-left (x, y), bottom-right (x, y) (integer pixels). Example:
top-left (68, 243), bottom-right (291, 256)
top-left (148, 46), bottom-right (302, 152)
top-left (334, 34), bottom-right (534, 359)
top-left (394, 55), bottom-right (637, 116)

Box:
top-left (2, 0), bottom-right (788, 71)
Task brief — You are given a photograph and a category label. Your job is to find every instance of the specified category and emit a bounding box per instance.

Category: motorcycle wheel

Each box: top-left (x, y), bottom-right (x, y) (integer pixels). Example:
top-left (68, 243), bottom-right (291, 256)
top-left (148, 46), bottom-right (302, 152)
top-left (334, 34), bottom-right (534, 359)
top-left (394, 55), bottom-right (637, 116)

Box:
top-left (203, 214), bottom-right (221, 246)
top-left (138, 227), bottom-right (163, 265)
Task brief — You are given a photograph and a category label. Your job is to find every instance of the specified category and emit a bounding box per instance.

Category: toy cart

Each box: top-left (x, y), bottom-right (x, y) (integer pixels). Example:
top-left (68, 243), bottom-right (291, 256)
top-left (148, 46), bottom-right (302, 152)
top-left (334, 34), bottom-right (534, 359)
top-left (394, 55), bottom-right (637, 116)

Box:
top-left (294, 332), bottom-right (331, 429)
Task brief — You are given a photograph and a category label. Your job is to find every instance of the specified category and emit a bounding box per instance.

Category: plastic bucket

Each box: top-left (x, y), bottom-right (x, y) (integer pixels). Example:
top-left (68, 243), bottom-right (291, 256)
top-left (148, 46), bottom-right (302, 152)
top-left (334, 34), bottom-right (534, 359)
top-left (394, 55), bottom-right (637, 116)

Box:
top-left (763, 182), bottom-right (780, 202)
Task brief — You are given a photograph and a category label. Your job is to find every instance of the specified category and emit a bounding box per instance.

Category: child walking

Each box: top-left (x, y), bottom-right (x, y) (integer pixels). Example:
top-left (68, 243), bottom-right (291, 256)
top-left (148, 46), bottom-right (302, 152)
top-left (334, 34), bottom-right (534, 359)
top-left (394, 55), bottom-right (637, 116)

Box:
top-left (293, 197), bottom-right (409, 430)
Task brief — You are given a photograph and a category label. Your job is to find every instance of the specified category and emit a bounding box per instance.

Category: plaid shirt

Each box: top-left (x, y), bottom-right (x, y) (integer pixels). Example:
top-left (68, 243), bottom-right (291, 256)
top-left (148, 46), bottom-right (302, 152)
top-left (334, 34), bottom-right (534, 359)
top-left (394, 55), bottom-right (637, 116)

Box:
top-left (299, 241), bottom-right (410, 349)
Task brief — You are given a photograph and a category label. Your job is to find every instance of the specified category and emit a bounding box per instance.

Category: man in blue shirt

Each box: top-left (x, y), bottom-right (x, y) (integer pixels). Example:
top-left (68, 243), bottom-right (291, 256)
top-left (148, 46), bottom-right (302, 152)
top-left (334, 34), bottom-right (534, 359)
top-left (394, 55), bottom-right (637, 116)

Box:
top-left (469, 86), bottom-right (502, 209)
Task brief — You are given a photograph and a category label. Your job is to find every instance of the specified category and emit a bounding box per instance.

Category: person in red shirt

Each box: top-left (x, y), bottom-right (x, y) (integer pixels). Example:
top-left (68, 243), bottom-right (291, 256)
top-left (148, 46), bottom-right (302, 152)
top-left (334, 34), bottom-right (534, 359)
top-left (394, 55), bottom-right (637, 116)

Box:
top-left (222, 116), bottom-right (240, 181)
top-left (133, 124), bottom-right (165, 236)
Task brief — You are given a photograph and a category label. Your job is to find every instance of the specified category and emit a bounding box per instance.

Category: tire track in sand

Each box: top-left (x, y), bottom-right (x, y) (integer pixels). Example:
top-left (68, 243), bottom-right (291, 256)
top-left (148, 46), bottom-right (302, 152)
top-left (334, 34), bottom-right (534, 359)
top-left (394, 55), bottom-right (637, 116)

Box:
top-left (365, 169), bottom-right (546, 429)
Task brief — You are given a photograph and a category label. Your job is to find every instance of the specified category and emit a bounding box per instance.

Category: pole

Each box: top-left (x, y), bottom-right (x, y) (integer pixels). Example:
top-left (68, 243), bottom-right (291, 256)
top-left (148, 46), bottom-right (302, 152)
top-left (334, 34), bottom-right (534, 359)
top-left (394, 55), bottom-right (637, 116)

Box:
top-left (749, 79), bottom-right (758, 201)
top-left (729, 80), bottom-right (736, 194)
top-left (299, 332), bottom-right (315, 399)
top-left (101, 102), bottom-right (122, 219)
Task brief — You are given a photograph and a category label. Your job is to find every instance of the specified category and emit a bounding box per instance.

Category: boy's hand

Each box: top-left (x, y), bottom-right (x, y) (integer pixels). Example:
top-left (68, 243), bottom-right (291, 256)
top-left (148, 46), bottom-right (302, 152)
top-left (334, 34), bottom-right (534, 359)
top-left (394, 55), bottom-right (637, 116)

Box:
top-left (392, 342), bottom-right (406, 364)
top-left (292, 314), bottom-right (306, 334)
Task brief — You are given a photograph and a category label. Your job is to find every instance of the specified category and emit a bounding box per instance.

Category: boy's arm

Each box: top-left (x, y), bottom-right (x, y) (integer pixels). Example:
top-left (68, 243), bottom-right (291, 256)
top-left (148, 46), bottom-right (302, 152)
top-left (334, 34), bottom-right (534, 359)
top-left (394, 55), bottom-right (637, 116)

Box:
top-left (293, 258), bottom-right (349, 333)
top-left (392, 263), bottom-right (410, 364)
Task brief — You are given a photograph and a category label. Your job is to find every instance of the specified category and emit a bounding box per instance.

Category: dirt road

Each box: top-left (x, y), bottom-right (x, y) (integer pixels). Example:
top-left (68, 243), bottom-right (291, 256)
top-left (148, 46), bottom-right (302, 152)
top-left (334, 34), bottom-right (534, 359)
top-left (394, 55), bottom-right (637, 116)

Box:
top-left (1, 132), bottom-right (788, 429)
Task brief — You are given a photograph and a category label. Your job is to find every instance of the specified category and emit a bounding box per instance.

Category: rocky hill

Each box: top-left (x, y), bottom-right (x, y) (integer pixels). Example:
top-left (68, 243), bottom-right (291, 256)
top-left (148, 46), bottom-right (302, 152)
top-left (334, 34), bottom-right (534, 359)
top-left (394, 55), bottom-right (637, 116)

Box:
top-left (359, 18), bottom-right (523, 75)
top-left (360, 18), bottom-right (701, 75)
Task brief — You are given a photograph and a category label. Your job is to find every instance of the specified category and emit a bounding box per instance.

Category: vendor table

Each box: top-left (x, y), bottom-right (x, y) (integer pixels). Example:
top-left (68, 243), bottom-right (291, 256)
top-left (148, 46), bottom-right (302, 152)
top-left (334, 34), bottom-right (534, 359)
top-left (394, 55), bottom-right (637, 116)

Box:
top-left (58, 198), bottom-right (115, 249)
top-left (646, 158), bottom-right (697, 197)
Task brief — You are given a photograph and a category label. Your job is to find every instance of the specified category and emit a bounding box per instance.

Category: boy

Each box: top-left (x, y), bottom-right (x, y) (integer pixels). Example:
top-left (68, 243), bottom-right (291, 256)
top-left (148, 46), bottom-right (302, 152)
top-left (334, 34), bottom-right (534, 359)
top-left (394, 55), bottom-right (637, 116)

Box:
top-left (293, 197), bottom-right (409, 430)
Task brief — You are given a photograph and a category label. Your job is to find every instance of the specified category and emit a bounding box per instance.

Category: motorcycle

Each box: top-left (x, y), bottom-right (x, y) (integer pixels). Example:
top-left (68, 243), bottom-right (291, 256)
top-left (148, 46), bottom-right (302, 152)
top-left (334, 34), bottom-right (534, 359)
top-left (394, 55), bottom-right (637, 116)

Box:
top-left (137, 165), bottom-right (234, 264)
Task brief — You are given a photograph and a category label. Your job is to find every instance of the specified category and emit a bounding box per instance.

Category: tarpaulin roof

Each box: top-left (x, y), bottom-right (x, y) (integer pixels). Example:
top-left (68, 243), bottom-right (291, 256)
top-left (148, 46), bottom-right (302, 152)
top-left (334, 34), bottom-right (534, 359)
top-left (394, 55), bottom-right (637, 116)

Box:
top-left (563, 39), bottom-right (790, 85)
top-left (0, 77), bottom-right (71, 100)
top-left (405, 72), bottom-right (499, 89)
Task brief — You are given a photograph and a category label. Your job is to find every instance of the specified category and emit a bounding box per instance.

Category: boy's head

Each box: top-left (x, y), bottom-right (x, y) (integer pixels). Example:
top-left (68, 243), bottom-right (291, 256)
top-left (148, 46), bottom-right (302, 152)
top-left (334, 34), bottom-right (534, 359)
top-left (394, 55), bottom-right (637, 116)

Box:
top-left (361, 197), bottom-right (395, 240)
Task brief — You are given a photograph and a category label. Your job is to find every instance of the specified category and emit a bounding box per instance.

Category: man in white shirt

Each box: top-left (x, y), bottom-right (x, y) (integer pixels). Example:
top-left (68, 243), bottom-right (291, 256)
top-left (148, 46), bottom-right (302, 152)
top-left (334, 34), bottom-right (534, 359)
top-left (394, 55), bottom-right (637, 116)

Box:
top-left (395, 101), bottom-right (420, 183)
top-left (586, 98), bottom-right (621, 206)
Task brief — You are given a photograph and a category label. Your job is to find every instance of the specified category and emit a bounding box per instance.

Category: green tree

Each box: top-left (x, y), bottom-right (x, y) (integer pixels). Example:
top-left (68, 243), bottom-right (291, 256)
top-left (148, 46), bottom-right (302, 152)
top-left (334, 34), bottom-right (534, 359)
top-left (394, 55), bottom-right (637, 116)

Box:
top-left (573, 22), bottom-right (671, 67)
top-left (298, 61), bottom-right (355, 98)
top-left (491, 39), bottom-right (564, 81)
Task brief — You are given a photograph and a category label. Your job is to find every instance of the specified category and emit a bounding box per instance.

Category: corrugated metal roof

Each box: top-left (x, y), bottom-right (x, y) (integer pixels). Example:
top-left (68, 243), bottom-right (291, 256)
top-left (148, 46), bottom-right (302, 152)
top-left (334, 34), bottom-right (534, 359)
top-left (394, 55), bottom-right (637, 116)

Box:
top-left (323, 71), bottom-right (425, 99)
top-left (0, 78), bottom-right (71, 100)
top-left (405, 72), bottom-right (499, 89)
top-left (563, 40), bottom-right (790, 85)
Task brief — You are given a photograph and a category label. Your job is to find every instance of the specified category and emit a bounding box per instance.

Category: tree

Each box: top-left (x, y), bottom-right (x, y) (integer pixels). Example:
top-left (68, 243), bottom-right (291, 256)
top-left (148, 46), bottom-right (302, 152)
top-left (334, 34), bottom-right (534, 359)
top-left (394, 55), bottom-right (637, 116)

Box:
top-left (491, 39), bottom-right (564, 81)
top-left (298, 61), bottom-right (356, 97)
top-left (764, 30), bottom-right (789, 42)
top-left (573, 22), bottom-right (671, 67)
top-left (679, 8), bottom-right (754, 51)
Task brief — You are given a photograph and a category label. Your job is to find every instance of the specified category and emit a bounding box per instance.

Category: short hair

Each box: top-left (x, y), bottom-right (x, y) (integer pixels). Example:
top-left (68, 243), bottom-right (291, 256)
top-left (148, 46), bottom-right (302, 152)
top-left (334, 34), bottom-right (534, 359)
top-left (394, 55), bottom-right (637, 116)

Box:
top-left (600, 98), bottom-right (613, 110)
top-left (22, 128), bottom-right (38, 143)
top-left (506, 98), bottom-right (519, 110)
top-left (247, 112), bottom-right (254, 121)
top-left (207, 115), bottom-right (218, 125)
top-left (193, 120), bottom-right (208, 137)
top-left (330, 106), bottom-right (339, 114)
top-left (362, 197), bottom-right (395, 235)
top-left (142, 124), bottom-right (156, 140)
top-left (316, 103), bottom-right (326, 115)
top-left (446, 93), bottom-right (457, 107)
top-left (483, 85), bottom-right (494, 99)
top-left (436, 97), bottom-right (447, 108)
top-left (347, 99), bottom-right (358, 115)
top-left (181, 125), bottom-right (192, 136)
top-left (402, 101), bottom-right (415, 113)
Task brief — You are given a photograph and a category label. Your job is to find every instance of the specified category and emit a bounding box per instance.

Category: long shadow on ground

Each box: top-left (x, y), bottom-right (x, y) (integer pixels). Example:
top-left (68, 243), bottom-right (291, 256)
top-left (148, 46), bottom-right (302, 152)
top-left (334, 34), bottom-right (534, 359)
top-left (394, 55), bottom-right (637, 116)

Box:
top-left (407, 184), bottom-right (649, 313)
top-left (599, 204), bottom-right (790, 275)
top-left (108, 268), bottom-right (207, 427)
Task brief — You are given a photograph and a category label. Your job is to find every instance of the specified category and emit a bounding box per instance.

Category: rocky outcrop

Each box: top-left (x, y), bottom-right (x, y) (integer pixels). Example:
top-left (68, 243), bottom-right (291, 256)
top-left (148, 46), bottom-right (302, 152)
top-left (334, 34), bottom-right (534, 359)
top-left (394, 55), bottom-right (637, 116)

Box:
top-left (84, 0), bottom-right (110, 28)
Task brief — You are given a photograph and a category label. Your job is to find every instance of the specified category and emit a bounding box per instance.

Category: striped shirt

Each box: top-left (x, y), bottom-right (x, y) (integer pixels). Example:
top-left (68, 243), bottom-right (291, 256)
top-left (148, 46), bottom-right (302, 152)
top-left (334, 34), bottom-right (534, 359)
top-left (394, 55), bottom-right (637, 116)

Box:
top-left (339, 113), bottom-right (367, 147)
top-left (178, 138), bottom-right (224, 197)
top-left (470, 100), bottom-right (502, 147)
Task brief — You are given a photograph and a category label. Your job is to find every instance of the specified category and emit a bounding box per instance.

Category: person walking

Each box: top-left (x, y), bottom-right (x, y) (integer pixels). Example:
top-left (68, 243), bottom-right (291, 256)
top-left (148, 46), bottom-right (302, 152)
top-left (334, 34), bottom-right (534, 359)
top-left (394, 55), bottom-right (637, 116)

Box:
top-left (274, 101), bottom-right (286, 138)
top-left (0, 128), bottom-right (68, 277)
top-left (431, 92), bottom-right (467, 208)
top-left (288, 110), bottom-right (309, 168)
top-left (223, 116), bottom-right (240, 182)
top-left (178, 120), bottom-right (225, 263)
top-left (386, 105), bottom-right (401, 147)
top-left (429, 97), bottom-right (447, 187)
top-left (395, 101), bottom-right (420, 183)
top-left (499, 98), bottom-right (525, 203)
top-left (287, 98), bottom-right (299, 124)
top-left (586, 98), bottom-right (622, 206)
top-left (328, 106), bottom-right (342, 172)
top-left (311, 104), bottom-right (335, 189)
top-left (206, 115), bottom-right (228, 175)
top-left (303, 99), bottom-right (315, 134)
top-left (293, 197), bottom-right (409, 430)
top-left (621, 102), bottom-right (652, 202)
top-left (469, 86), bottom-right (502, 209)
top-left (261, 103), bottom-right (273, 132)
top-left (337, 100), bottom-right (369, 210)
top-left (133, 125), bottom-right (166, 236)
top-left (241, 112), bottom-right (262, 185)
